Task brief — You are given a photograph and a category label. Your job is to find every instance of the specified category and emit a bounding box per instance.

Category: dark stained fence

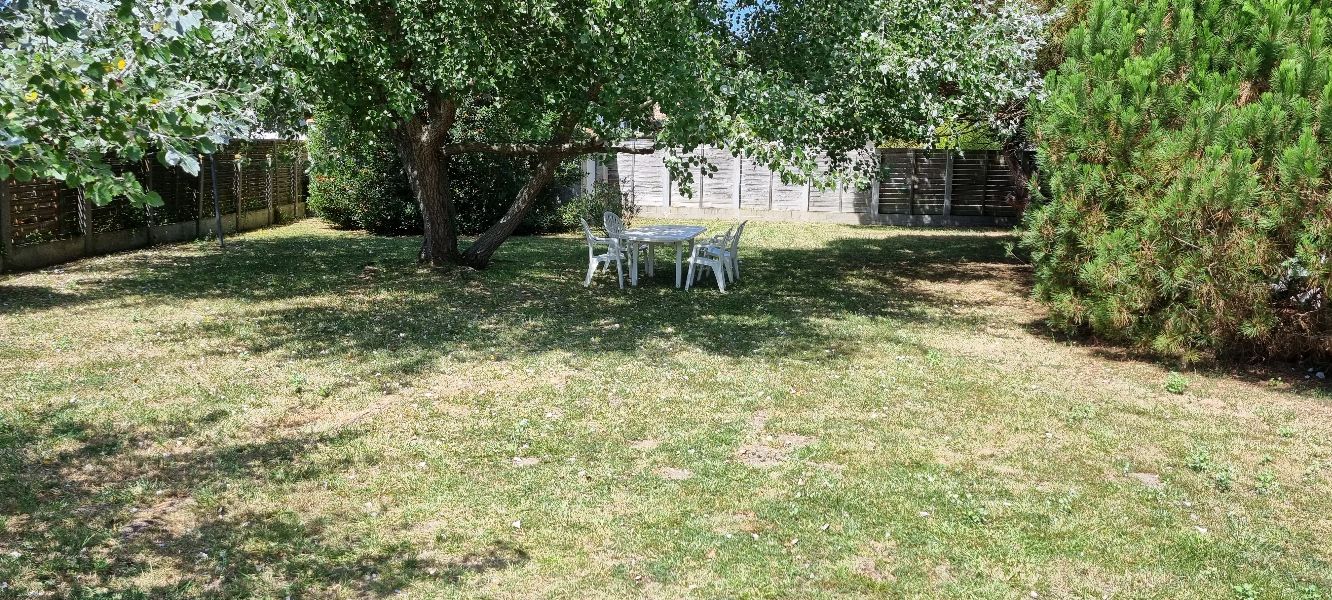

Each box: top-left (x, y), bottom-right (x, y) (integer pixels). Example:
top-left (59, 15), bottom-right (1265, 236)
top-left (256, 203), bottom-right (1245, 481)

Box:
top-left (877, 149), bottom-right (1026, 219)
top-left (1, 140), bottom-right (307, 273)
top-left (597, 143), bottom-right (1033, 226)
top-left (9, 180), bottom-right (81, 247)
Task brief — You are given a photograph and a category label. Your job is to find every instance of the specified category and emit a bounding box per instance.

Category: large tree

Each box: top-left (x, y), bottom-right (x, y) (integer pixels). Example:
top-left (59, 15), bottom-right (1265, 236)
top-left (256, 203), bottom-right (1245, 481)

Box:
top-left (277, 0), bottom-right (1049, 269)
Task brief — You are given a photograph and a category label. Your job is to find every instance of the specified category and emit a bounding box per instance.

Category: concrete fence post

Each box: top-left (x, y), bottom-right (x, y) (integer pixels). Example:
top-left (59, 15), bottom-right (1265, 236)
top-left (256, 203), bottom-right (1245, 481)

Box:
top-left (80, 188), bottom-right (93, 255)
top-left (733, 154), bottom-right (742, 212)
top-left (144, 159), bottom-right (155, 245)
top-left (266, 153), bottom-right (275, 225)
top-left (234, 157), bottom-right (243, 229)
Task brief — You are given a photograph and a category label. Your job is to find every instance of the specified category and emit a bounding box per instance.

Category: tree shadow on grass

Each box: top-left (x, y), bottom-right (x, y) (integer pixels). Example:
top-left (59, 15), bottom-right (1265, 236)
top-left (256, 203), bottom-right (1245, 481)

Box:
top-left (0, 226), bottom-right (1030, 382)
top-left (0, 404), bottom-right (525, 597)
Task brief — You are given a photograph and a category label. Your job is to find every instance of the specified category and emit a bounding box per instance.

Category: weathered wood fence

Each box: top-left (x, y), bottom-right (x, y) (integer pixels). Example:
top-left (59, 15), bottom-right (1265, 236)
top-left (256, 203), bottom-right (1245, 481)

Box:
top-left (588, 144), bottom-right (1032, 226)
top-left (0, 140), bottom-right (307, 273)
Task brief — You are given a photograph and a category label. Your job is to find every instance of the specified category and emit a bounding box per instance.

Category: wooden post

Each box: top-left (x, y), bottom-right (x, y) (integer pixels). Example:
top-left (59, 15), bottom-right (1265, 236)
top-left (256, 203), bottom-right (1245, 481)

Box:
top-left (210, 153), bottom-right (226, 249)
top-left (979, 151), bottom-right (992, 216)
top-left (196, 154), bottom-right (205, 238)
top-left (79, 188), bottom-right (93, 255)
top-left (907, 149), bottom-right (918, 215)
top-left (0, 178), bottom-right (10, 273)
top-left (943, 150), bottom-right (954, 217)
top-left (627, 151), bottom-right (636, 204)
top-left (869, 149), bottom-right (881, 224)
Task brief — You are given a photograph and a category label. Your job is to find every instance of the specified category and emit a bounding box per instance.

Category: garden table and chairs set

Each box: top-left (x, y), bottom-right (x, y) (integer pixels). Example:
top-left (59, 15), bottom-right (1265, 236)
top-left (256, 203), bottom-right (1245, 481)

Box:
top-left (579, 212), bottom-right (747, 292)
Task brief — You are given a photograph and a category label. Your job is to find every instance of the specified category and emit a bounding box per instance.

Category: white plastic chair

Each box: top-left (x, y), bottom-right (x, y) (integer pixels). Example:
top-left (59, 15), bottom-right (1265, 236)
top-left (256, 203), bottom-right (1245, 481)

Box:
top-left (604, 211), bottom-right (654, 275)
top-left (685, 227), bottom-right (733, 292)
top-left (580, 218), bottom-right (626, 288)
top-left (703, 220), bottom-right (747, 283)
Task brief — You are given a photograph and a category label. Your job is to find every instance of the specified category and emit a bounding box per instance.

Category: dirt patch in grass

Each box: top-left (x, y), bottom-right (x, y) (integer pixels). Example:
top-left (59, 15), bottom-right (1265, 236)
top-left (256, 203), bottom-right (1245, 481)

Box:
top-left (629, 439), bottom-right (661, 451)
top-left (736, 433), bottom-right (815, 468)
top-left (655, 467), bottom-right (693, 481)
top-left (1128, 472), bottom-right (1164, 489)
top-left (117, 496), bottom-right (197, 543)
top-left (851, 540), bottom-right (899, 583)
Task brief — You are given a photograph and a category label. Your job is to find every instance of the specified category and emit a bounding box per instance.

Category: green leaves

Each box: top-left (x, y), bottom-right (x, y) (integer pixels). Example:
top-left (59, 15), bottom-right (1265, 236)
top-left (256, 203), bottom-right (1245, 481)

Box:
top-left (1, 0), bottom-right (270, 207)
top-left (1023, 0), bottom-right (1332, 361)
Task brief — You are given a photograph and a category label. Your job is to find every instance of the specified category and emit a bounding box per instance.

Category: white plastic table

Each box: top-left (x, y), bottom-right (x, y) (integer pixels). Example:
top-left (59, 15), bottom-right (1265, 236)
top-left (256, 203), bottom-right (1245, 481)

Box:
top-left (619, 225), bottom-right (708, 288)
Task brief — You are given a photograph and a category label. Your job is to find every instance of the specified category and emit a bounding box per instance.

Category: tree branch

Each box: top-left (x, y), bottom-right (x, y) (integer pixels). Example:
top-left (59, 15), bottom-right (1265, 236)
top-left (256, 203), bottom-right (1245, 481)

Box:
top-left (443, 140), bottom-right (656, 157)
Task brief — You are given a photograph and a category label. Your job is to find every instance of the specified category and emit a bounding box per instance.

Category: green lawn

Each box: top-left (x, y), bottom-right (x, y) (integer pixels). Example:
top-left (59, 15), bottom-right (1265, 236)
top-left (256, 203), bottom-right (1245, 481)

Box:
top-left (1, 219), bottom-right (1329, 599)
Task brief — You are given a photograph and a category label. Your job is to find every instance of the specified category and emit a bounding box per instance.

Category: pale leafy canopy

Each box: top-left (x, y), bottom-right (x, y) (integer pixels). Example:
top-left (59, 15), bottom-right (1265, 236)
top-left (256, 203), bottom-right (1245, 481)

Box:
top-left (729, 1), bottom-right (1047, 169)
top-left (2, 0), bottom-right (1048, 205)
top-left (276, 0), bottom-right (1049, 179)
top-left (0, 0), bottom-right (272, 206)
top-left (276, 0), bottom-right (733, 148)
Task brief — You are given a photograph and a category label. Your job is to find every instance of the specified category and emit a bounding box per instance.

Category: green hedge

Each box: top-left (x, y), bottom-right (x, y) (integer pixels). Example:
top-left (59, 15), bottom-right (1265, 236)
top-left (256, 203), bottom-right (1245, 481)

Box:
top-left (1022, 0), bottom-right (1331, 361)
top-left (307, 112), bottom-right (578, 236)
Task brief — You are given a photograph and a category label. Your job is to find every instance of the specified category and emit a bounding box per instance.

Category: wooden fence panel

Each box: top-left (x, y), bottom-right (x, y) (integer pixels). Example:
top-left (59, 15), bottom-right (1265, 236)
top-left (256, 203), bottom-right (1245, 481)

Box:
top-left (808, 154), bottom-right (840, 213)
top-left (202, 153), bottom-right (238, 216)
top-left (739, 158), bottom-right (773, 210)
top-left (699, 148), bottom-right (736, 209)
top-left (878, 150), bottom-right (914, 215)
top-left (911, 151), bottom-right (948, 216)
top-left (949, 151), bottom-right (990, 217)
top-left (239, 143), bottom-right (272, 212)
top-left (2, 140), bottom-right (307, 272)
top-left (597, 141), bottom-right (1032, 224)
top-left (620, 146), bottom-right (667, 208)
top-left (147, 158), bottom-right (201, 225)
top-left (9, 180), bottom-right (81, 246)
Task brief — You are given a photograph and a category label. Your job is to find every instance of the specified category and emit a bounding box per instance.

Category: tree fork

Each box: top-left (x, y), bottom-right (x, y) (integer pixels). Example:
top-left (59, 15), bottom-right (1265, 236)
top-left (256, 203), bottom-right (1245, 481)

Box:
top-left (459, 152), bottom-right (566, 268)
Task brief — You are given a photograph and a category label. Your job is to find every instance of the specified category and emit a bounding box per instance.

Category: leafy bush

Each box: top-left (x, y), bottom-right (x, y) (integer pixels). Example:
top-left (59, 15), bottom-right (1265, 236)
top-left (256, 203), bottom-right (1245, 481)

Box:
top-left (557, 183), bottom-right (638, 233)
top-left (306, 111), bottom-right (578, 236)
top-left (1022, 0), bottom-right (1332, 362)
top-left (306, 116), bottom-right (419, 235)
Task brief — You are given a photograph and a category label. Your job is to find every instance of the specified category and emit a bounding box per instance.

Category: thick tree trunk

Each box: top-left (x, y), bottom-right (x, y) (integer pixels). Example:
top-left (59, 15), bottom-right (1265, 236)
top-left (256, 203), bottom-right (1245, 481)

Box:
top-left (396, 122), bottom-right (460, 267)
top-left (459, 154), bottom-right (565, 269)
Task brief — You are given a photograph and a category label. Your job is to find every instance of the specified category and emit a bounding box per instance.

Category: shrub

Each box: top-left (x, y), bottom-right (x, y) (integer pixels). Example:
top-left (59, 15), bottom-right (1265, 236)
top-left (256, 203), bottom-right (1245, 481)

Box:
top-left (557, 183), bottom-right (638, 233)
top-left (306, 110), bottom-right (579, 236)
top-left (306, 116), bottom-right (419, 235)
top-left (1022, 0), bottom-right (1332, 362)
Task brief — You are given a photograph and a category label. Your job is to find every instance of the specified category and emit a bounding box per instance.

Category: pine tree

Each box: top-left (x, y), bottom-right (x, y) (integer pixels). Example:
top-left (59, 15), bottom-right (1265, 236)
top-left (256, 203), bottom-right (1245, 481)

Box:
top-left (1023, 0), bottom-right (1332, 361)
